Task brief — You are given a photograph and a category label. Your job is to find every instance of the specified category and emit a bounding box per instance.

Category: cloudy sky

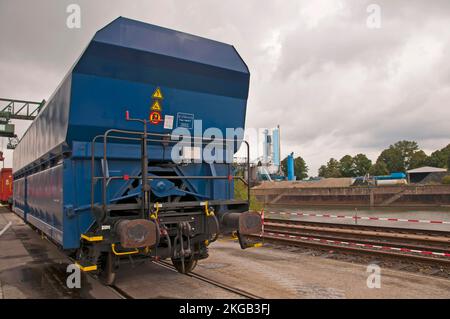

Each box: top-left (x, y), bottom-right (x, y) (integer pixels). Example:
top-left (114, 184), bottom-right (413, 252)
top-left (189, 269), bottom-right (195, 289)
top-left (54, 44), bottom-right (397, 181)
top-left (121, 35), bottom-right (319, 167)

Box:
top-left (1, 0), bottom-right (449, 174)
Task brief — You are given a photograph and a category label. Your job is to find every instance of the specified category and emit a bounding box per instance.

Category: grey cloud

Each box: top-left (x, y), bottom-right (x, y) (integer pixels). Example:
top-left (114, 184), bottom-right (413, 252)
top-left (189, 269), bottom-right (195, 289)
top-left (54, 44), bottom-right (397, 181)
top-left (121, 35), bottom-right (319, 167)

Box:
top-left (0, 0), bottom-right (449, 174)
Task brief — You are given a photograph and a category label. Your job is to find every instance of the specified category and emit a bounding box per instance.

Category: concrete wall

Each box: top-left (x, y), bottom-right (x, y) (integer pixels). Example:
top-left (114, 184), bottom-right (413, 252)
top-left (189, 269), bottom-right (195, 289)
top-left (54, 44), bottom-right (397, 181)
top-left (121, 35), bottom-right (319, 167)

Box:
top-left (252, 184), bottom-right (450, 207)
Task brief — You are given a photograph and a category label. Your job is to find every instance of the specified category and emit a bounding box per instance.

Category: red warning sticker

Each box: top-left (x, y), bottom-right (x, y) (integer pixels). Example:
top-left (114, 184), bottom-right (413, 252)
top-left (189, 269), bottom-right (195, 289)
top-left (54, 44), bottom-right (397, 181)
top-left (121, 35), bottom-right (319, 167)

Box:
top-left (149, 111), bottom-right (162, 124)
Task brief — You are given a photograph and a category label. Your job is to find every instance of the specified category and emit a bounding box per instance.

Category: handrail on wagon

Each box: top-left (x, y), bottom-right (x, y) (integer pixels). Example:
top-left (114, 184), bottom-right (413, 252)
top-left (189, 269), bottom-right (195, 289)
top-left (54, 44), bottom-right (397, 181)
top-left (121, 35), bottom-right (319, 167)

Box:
top-left (90, 128), bottom-right (251, 216)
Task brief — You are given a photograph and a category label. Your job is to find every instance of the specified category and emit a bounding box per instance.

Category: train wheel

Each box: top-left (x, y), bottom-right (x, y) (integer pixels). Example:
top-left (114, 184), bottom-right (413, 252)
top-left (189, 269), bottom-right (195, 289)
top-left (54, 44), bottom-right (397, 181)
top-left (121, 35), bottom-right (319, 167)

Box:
top-left (172, 256), bottom-right (198, 274)
top-left (98, 252), bottom-right (116, 286)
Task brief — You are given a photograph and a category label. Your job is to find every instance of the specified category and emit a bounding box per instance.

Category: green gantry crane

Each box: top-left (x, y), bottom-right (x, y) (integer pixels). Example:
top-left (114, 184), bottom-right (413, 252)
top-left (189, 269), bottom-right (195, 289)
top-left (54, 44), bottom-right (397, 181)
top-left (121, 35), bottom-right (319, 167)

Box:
top-left (0, 98), bottom-right (45, 149)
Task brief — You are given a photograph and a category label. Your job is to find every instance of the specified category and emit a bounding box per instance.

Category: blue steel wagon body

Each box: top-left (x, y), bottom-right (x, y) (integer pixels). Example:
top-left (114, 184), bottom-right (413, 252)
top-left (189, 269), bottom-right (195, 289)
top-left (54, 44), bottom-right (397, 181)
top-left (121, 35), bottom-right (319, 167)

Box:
top-left (13, 18), bottom-right (261, 280)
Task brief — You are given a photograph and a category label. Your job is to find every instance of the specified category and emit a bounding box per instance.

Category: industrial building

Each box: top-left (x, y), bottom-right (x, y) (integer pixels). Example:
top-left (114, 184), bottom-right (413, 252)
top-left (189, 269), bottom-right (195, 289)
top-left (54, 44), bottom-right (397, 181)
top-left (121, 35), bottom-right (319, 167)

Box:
top-left (407, 166), bottom-right (448, 184)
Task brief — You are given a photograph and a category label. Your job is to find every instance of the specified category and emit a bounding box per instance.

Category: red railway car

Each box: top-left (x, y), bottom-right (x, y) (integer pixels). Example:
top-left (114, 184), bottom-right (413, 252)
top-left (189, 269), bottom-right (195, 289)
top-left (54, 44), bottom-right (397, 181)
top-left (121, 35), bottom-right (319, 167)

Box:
top-left (0, 168), bottom-right (13, 203)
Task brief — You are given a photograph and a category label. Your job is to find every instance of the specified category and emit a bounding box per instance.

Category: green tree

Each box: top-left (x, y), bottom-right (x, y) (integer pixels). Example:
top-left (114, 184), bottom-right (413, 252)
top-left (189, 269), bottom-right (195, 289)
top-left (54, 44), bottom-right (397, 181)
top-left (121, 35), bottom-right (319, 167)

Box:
top-left (396, 140), bottom-right (420, 167)
top-left (281, 156), bottom-right (308, 180)
top-left (409, 150), bottom-right (428, 169)
top-left (377, 147), bottom-right (403, 172)
top-left (369, 161), bottom-right (389, 176)
top-left (318, 165), bottom-right (327, 177)
top-left (318, 158), bottom-right (341, 178)
top-left (353, 153), bottom-right (372, 176)
top-left (377, 140), bottom-right (419, 172)
top-left (426, 144), bottom-right (450, 168)
top-left (339, 155), bottom-right (354, 177)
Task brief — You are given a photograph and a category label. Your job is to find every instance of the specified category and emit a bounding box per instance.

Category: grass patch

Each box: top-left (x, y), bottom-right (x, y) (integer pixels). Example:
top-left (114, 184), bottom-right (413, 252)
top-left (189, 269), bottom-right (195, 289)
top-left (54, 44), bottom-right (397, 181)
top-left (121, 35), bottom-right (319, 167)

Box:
top-left (442, 175), bottom-right (450, 184)
top-left (234, 179), bottom-right (263, 211)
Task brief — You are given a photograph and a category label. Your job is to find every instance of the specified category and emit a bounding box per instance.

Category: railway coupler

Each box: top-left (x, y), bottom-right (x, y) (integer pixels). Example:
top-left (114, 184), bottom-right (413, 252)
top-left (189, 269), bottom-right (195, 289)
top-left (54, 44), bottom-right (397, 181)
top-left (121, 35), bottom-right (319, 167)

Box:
top-left (221, 211), bottom-right (263, 249)
top-left (116, 219), bottom-right (159, 249)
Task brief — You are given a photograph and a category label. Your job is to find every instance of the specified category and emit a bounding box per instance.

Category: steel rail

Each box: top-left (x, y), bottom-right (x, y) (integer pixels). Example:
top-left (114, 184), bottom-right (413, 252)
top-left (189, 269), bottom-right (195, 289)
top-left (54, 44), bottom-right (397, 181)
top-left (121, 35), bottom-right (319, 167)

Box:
top-left (108, 285), bottom-right (135, 299)
top-left (258, 233), bottom-right (450, 266)
top-left (264, 221), bottom-right (450, 245)
top-left (154, 260), bottom-right (263, 299)
top-left (24, 208), bottom-right (252, 299)
top-left (250, 218), bottom-right (450, 266)
top-left (53, 245), bottom-right (134, 299)
top-left (263, 225), bottom-right (450, 253)
top-left (264, 218), bottom-right (450, 237)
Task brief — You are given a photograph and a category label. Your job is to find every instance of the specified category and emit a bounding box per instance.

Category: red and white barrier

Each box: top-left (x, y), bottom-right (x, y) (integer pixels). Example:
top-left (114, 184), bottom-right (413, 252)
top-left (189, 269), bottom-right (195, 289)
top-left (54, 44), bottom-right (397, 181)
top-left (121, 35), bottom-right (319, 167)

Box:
top-left (264, 231), bottom-right (450, 258)
top-left (261, 208), bottom-right (264, 237)
top-left (267, 211), bottom-right (450, 225)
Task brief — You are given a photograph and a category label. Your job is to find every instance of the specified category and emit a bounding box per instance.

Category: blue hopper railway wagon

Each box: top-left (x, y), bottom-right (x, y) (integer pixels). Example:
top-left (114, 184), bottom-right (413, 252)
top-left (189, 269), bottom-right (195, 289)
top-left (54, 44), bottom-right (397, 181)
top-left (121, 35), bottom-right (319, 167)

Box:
top-left (12, 17), bottom-right (262, 284)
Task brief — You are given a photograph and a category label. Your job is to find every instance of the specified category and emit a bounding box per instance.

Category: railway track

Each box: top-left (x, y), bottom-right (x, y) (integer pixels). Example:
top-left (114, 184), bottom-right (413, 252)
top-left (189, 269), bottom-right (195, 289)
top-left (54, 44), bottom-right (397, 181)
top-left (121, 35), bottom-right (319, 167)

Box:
top-left (86, 259), bottom-right (262, 299)
top-left (76, 257), bottom-right (262, 299)
top-left (154, 260), bottom-right (262, 299)
top-left (62, 254), bottom-right (135, 299)
top-left (30, 220), bottom-right (262, 299)
top-left (252, 218), bottom-right (450, 266)
top-left (109, 284), bottom-right (135, 299)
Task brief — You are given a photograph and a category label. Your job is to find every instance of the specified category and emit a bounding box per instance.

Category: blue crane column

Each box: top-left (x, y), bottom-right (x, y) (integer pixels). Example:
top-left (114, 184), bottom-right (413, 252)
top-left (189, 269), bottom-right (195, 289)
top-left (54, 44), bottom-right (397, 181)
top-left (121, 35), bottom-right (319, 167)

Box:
top-left (287, 152), bottom-right (295, 181)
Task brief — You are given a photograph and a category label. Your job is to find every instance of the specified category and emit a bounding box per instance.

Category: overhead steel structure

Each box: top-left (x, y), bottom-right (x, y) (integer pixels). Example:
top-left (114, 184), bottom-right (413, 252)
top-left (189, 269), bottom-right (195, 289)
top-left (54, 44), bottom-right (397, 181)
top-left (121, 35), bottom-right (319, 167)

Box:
top-left (0, 98), bottom-right (45, 149)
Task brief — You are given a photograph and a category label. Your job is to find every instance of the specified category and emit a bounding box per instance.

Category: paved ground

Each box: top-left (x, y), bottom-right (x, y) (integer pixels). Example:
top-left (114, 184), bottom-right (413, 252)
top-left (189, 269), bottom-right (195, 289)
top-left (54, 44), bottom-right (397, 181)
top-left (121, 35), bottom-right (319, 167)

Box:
top-left (195, 238), bottom-right (450, 298)
top-left (0, 210), bottom-right (118, 299)
top-left (1, 208), bottom-right (449, 299)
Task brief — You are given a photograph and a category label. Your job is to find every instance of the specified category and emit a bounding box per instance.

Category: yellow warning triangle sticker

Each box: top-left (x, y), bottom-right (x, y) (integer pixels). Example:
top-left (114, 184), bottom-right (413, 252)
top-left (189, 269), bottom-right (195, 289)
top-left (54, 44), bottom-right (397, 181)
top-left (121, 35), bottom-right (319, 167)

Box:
top-left (151, 100), bottom-right (162, 111)
top-left (152, 87), bottom-right (163, 99)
